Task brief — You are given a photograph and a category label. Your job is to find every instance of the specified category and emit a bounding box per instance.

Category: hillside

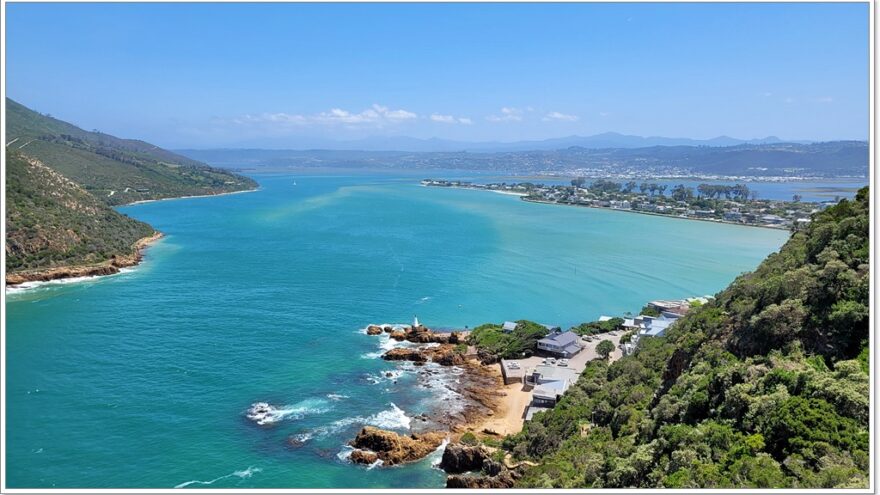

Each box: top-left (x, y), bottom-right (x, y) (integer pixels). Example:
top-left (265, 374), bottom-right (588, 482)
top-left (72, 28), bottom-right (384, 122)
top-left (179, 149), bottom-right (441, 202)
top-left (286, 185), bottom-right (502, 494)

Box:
top-left (6, 150), bottom-right (157, 277)
top-left (6, 98), bottom-right (257, 206)
top-left (504, 188), bottom-right (869, 488)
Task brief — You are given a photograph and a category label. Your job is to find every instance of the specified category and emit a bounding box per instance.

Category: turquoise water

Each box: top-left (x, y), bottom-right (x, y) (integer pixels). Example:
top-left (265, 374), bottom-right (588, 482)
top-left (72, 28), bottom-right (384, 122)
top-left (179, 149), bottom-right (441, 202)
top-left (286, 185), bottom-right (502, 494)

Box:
top-left (5, 173), bottom-right (789, 488)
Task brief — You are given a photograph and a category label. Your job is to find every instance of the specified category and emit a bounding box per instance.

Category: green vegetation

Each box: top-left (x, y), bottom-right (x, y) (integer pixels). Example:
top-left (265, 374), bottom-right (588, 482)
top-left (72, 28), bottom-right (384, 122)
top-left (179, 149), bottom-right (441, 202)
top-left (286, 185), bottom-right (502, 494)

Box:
top-left (571, 317), bottom-right (623, 336)
top-left (504, 189), bottom-right (869, 488)
top-left (596, 340), bottom-right (615, 359)
top-left (639, 304), bottom-right (662, 317)
top-left (6, 98), bottom-right (257, 206)
top-left (459, 432), bottom-right (479, 446)
top-left (467, 320), bottom-right (550, 360)
top-left (6, 151), bottom-right (156, 272)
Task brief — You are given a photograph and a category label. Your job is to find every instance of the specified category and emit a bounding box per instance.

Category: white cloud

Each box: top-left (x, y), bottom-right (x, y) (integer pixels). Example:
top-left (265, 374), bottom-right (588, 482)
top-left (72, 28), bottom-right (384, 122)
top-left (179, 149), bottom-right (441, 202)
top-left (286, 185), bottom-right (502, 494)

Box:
top-left (234, 104), bottom-right (417, 128)
top-left (598, 112), bottom-right (611, 118)
top-left (486, 107), bottom-right (524, 122)
top-left (542, 111), bottom-right (579, 122)
top-left (430, 114), bottom-right (456, 123)
top-left (430, 114), bottom-right (473, 125)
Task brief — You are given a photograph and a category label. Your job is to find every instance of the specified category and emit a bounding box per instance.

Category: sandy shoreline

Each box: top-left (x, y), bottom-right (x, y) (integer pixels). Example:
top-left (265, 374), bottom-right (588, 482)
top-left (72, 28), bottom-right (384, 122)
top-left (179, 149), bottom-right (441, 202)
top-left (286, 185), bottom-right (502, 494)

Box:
top-left (125, 187), bottom-right (259, 206)
top-left (5, 231), bottom-right (164, 289)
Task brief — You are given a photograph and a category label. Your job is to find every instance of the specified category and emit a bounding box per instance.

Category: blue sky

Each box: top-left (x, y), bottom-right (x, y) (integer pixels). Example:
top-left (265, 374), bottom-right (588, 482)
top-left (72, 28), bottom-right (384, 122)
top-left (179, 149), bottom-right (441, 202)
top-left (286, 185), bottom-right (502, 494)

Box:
top-left (5, 2), bottom-right (869, 148)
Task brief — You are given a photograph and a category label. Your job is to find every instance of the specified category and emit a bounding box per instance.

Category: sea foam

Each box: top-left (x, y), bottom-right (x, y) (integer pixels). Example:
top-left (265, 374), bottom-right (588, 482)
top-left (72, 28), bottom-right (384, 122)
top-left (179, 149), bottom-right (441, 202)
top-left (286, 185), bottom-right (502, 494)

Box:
top-left (246, 398), bottom-right (330, 426)
top-left (174, 466), bottom-right (262, 488)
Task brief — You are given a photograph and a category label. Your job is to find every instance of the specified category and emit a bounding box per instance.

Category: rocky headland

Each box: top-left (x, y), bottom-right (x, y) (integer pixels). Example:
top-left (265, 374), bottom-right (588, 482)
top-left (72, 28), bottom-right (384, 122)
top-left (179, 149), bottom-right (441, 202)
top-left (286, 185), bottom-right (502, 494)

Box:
top-left (6, 231), bottom-right (164, 286)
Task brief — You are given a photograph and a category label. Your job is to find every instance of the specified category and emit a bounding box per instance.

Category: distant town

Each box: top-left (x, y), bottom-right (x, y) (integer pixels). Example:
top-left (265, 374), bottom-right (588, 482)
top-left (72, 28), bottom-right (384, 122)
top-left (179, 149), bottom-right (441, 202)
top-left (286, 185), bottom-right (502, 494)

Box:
top-left (422, 178), bottom-right (842, 230)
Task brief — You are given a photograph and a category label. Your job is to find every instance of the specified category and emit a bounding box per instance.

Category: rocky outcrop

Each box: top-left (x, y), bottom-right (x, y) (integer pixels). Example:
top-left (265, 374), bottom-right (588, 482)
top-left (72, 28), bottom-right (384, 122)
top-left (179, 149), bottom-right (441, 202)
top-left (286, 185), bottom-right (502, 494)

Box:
top-left (476, 348), bottom-right (499, 365)
top-left (348, 427), bottom-right (446, 466)
top-left (381, 344), bottom-right (466, 366)
top-left (382, 348), bottom-right (429, 363)
top-left (368, 324), bottom-right (464, 345)
top-left (349, 449), bottom-right (379, 464)
top-left (439, 443), bottom-right (490, 473)
top-left (435, 348), bottom-right (467, 366)
top-left (6, 231), bottom-right (163, 286)
top-left (445, 459), bottom-right (520, 488)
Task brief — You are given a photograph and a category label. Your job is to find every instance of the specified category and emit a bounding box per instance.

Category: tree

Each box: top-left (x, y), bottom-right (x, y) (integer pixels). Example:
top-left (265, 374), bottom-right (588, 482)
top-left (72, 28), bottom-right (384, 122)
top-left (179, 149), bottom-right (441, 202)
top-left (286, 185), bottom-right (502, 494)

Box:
top-left (596, 340), bottom-right (615, 359)
top-left (792, 194), bottom-right (802, 202)
top-left (571, 177), bottom-right (586, 188)
top-left (672, 184), bottom-right (694, 202)
top-left (624, 181), bottom-right (637, 193)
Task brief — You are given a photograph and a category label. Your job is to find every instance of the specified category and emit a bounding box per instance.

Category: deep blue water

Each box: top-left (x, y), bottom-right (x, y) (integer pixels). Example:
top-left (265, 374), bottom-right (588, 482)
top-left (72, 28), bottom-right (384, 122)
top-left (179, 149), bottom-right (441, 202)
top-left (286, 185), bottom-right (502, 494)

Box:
top-left (5, 173), bottom-right (789, 488)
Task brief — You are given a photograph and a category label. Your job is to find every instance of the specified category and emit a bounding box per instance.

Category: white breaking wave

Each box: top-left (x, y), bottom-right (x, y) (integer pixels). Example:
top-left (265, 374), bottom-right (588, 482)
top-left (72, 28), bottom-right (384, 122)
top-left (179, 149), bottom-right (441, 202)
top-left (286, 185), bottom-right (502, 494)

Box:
top-left (336, 445), bottom-right (355, 462)
top-left (429, 438), bottom-right (450, 468)
top-left (6, 267), bottom-right (139, 295)
top-left (246, 398), bottom-right (330, 426)
top-left (290, 403), bottom-right (413, 447)
top-left (367, 403), bottom-right (411, 430)
top-left (326, 393), bottom-right (349, 401)
top-left (174, 466), bottom-right (262, 488)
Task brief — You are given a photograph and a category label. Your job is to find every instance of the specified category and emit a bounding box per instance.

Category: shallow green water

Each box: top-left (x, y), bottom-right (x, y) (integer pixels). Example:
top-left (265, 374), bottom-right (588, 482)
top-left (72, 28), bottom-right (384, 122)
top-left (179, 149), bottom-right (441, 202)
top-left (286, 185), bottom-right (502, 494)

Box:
top-left (5, 173), bottom-right (788, 488)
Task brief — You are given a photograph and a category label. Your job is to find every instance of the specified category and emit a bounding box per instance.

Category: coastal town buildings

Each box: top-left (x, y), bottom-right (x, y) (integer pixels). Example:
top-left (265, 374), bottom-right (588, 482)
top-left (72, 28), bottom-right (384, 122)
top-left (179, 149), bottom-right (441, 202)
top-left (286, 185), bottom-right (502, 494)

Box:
top-left (422, 179), bottom-right (825, 229)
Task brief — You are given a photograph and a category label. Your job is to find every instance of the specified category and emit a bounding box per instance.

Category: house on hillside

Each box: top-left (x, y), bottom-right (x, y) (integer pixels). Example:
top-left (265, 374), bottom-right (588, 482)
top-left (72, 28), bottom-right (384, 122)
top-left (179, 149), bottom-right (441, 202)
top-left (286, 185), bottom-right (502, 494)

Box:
top-left (524, 364), bottom-right (579, 406)
top-left (536, 330), bottom-right (582, 357)
top-left (501, 321), bottom-right (518, 333)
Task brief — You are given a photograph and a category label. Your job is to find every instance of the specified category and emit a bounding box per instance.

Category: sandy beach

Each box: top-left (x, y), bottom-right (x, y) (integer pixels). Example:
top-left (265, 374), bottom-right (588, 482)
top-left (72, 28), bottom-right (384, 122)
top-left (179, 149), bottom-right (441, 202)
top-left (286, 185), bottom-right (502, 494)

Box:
top-left (125, 187), bottom-right (258, 205)
top-left (469, 330), bottom-right (625, 437)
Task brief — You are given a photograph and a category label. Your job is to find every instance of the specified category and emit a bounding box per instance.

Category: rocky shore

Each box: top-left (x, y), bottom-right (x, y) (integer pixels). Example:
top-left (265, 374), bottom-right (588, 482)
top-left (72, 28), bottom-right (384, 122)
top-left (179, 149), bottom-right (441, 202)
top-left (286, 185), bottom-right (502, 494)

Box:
top-left (6, 231), bottom-right (164, 286)
top-left (358, 321), bottom-right (509, 474)
top-left (439, 443), bottom-right (523, 488)
top-left (347, 426), bottom-right (446, 466)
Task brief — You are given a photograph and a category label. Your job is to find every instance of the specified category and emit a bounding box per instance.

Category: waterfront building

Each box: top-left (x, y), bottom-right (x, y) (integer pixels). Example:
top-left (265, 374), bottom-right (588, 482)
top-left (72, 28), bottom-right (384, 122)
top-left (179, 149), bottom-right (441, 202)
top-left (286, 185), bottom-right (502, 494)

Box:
top-left (536, 330), bottom-right (582, 357)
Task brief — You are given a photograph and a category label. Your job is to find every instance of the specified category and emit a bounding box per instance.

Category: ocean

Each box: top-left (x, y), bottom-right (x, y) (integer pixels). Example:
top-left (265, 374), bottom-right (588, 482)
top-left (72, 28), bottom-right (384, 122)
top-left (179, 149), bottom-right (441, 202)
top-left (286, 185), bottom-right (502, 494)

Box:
top-left (5, 173), bottom-right (789, 488)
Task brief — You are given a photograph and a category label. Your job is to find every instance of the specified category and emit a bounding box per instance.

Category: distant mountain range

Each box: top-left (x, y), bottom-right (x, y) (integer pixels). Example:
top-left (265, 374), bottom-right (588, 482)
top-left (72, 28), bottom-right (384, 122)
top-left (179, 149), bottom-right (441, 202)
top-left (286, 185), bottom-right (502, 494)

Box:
top-left (178, 141), bottom-right (869, 179)
top-left (319, 132), bottom-right (802, 152)
top-left (201, 132), bottom-right (806, 153)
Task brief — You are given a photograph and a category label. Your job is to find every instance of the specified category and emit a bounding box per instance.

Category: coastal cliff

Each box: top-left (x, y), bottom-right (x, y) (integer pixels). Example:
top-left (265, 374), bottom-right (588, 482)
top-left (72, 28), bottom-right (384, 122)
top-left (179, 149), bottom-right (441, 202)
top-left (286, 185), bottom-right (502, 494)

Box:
top-left (6, 231), bottom-right (163, 286)
top-left (6, 150), bottom-right (164, 285)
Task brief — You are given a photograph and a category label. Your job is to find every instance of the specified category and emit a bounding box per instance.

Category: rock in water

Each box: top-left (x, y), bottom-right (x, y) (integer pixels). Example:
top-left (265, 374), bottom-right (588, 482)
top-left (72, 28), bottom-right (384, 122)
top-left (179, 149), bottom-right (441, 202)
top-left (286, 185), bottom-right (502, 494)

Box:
top-left (366, 325), bottom-right (383, 335)
top-left (349, 449), bottom-right (379, 464)
top-left (348, 426), bottom-right (446, 466)
top-left (382, 348), bottom-right (428, 362)
top-left (438, 443), bottom-right (489, 473)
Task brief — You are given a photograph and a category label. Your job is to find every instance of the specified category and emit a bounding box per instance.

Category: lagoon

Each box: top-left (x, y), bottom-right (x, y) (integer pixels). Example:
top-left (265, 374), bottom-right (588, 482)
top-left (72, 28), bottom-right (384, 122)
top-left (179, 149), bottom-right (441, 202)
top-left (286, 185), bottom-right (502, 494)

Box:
top-left (5, 173), bottom-right (789, 488)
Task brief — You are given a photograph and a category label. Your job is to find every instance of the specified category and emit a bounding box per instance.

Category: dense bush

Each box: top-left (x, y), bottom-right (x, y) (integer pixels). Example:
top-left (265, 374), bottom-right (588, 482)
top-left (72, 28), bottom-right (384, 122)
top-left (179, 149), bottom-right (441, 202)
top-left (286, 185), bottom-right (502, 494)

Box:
top-left (508, 189), bottom-right (870, 489)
